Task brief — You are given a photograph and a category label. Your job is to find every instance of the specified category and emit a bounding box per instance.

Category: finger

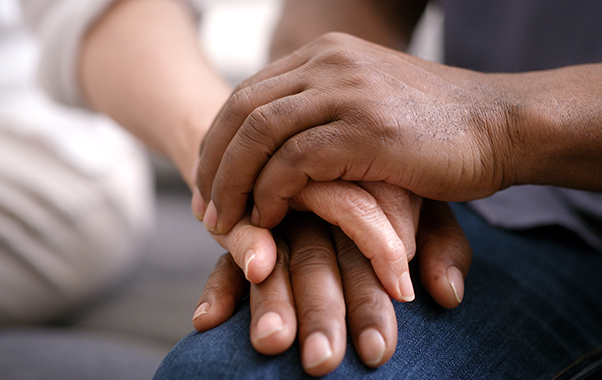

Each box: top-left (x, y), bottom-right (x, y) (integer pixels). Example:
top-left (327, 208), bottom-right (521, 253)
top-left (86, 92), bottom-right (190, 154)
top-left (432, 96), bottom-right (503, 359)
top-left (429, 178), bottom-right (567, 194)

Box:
top-left (251, 119), bottom-right (398, 232)
top-left (207, 88), bottom-right (334, 234)
top-left (249, 236), bottom-right (297, 355)
top-left (290, 180), bottom-right (414, 303)
top-left (196, 73), bottom-right (308, 234)
top-left (197, 29), bottom-right (345, 193)
top-left (192, 253), bottom-right (248, 332)
top-left (203, 209), bottom-right (277, 285)
top-left (357, 182), bottom-right (422, 262)
top-left (278, 213), bottom-right (346, 377)
top-left (416, 200), bottom-right (472, 309)
top-left (331, 226), bottom-right (397, 368)
top-left (198, 33), bottom-right (379, 235)
top-left (196, 45), bottom-right (319, 235)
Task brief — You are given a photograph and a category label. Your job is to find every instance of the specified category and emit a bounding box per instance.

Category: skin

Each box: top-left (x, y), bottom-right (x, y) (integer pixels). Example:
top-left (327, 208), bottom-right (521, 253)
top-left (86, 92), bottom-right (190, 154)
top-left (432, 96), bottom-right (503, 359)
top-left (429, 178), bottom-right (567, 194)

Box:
top-left (197, 0), bottom-right (602, 238)
top-left (77, 0), bottom-right (472, 374)
top-left (194, 202), bottom-right (470, 376)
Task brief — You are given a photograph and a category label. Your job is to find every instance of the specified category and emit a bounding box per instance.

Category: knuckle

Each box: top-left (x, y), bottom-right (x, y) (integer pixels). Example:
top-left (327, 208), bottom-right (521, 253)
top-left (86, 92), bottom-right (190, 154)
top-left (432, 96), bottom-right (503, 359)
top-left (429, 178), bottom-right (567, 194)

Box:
top-left (334, 239), bottom-right (358, 263)
top-left (289, 244), bottom-right (335, 272)
top-left (315, 31), bottom-right (353, 48)
top-left (275, 242), bottom-right (291, 268)
top-left (317, 48), bottom-right (364, 70)
top-left (238, 107), bottom-right (273, 150)
top-left (345, 291), bottom-right (386, 318)
top-left (215, 253), bottom-right (240, 274)
top-left (237, 96), bottom-right (300, 152)
top-left (421, 225), bottom-right (473, 262)
top-left (297, 305), bottom-right (345, 330)
top-left (278, 137), bottom-right (306, 168)
top-left (340, 187), bottom-right (377, 217)
top-left (215, 252), bottom-right (236, 269)
top-left (223, 88), bottom-right (253, 123)
top-left (206, 256), bottom-right (237, 291)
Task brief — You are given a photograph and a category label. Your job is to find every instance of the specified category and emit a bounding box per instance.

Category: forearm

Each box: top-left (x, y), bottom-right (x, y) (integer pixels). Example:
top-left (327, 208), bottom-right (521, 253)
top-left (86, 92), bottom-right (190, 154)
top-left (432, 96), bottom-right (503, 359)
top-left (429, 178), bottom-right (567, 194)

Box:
top-left (80, 0), bottom-right (230, 188)
top-left (494, 64), bottom-right (602, 192)
top-left (270, 0), bottom-right (427, 60)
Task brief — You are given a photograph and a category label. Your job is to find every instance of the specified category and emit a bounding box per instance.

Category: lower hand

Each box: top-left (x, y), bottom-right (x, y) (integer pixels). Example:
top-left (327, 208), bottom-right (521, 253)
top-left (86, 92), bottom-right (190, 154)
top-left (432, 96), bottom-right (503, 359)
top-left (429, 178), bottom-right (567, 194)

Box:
top-left (193, 201), bottom-right (471, 376)
top-left (195, 179), bottom-right (422, 302)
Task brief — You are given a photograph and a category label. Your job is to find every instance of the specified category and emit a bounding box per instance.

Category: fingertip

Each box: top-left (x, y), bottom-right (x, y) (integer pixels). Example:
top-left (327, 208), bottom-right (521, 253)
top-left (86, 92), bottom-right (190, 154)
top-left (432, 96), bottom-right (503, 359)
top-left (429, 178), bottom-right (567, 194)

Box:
top-left (251, 205), bottom-right (260, 226)
top-left (372, 256), bottom-right (414, 303)
top-left (243, 249), bottom-right (257, 281)
top-left (254, 200), bottom-right (290, 230)
top-left (251, 311), bottom-right (295, 355)
top-left (302, 332), bottom-right (334, 376)
top-left (192, 302), bottom-right (210, 322)
top-left (422, 265), bottom-right (465, 309)
top-left (357, 328), bottom-right (386, 367)
top-left (191, 188), bottom-right (206, 221)
top-left (192, 302), bottom-right (212, 332)
top-left (399, 270), bottom-right (415, 303)
top-left (244, 246), bottom-right (277, 284)
top-left (203, 200), bottom-right (218, 232)
top-left (446, 265), bottom-right (465, 306)
top-left (255, 311), bottom-right (284, 340)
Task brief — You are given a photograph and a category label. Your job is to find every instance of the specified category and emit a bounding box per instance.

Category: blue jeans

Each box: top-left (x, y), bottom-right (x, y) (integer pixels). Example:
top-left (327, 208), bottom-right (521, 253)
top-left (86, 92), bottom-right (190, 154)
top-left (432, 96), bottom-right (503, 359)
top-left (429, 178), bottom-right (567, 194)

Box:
top-left (154, 204), bottom-right (602, 379)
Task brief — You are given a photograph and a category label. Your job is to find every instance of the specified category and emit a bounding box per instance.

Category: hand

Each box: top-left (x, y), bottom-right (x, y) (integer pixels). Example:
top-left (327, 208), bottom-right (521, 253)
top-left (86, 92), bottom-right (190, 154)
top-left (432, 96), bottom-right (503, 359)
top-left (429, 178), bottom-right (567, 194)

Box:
top-left (196, 32), bottom-right (517, 236)
top-left (193, 204), bottom-right (471, 376)
top-left (195, 178), bottom-right (422, 302)
top-left (195, 213), bottom-right (397, 377)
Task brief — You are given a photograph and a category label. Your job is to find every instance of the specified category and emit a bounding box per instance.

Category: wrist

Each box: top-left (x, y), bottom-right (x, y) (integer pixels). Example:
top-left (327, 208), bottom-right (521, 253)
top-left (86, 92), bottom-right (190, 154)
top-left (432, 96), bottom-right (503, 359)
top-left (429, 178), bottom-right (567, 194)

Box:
top-left (488, 65), bottom-right (602, 192)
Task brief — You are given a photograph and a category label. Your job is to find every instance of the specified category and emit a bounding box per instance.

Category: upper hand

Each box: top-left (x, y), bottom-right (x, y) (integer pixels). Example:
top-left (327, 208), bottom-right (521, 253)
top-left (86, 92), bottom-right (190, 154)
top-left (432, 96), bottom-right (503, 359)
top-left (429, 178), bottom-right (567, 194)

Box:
top-left (196, 32), bottom-right (516, 237)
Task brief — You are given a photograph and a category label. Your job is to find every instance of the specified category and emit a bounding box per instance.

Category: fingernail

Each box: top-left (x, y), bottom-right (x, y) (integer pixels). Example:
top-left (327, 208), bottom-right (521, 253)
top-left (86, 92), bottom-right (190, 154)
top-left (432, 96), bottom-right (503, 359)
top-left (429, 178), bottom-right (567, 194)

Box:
top-left (447, 266), bottom-right (465, 304)
top-left (191, 188), bottom-right (206, 221)
top-left (399, 271), bottom-right (415, 302)
top-left (256, 311), bottom-right (284, 340)
top-left (303, 332), bottom-right (333, 370)
top-left (244, 249), bottom-right (256, 281)
top-left (358, 328), bottom-right (386, 367)
top-left (203, 200), bottom-right (218, 231)
top-left (192, 302), bottom-right (210, 321)
top-left (251, 205), bottom-right (260, 226)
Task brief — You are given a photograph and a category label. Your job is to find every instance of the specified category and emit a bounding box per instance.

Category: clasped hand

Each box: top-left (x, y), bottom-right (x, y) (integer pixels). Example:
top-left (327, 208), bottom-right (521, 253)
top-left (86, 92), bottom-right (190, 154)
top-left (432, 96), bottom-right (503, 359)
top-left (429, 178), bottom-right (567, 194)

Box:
top-left (190, 32), bottom-right (496, 376)
top-left (193, 189), bottom-right (470, 376)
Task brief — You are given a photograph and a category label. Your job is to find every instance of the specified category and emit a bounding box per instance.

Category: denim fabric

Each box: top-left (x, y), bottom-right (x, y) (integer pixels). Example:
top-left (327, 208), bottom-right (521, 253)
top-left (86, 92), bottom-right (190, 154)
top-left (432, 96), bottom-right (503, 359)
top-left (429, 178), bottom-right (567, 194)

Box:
top-left (154, 204), bottom-right (602, 380)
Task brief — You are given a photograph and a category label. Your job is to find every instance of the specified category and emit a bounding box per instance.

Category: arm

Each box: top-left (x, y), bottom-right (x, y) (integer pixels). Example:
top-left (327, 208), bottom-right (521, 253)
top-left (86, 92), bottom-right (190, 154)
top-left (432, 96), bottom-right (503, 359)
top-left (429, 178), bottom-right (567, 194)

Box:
top-left (78, 0), bottom-right (230, 188)
top-left (22, 0), bottom-right (281, 282)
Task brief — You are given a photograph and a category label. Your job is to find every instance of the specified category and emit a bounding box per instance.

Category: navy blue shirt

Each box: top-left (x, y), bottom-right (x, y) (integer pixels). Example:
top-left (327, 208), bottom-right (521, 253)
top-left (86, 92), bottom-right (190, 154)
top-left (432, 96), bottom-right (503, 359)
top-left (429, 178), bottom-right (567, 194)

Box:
top-left (443, 0), bottom-right (602, 72)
